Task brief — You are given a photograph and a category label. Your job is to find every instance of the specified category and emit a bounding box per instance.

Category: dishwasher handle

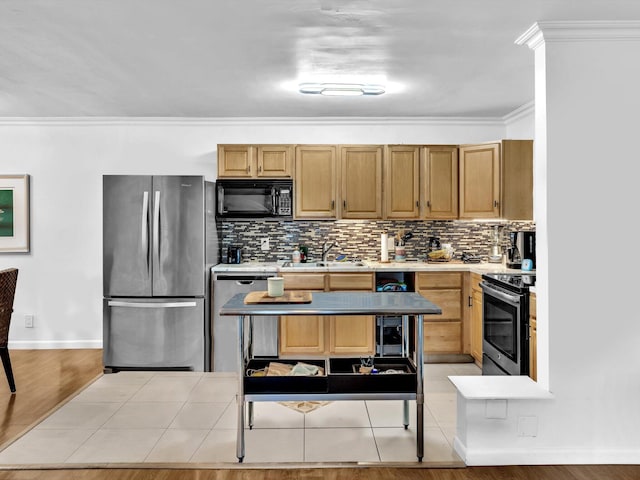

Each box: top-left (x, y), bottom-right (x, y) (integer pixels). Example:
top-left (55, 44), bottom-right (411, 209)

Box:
top-left (214, 274), bottom-right (276, 282)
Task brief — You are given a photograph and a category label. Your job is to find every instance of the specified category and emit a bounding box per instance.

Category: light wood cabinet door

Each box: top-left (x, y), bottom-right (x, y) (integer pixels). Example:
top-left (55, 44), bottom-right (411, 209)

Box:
top-left (257, 145), bottom-right (293, 178)
top-left (279, 272), bottom-right (374, 355)
top-left (328, 316), bottom-right (375, 354)
top-left (423, 146), bottom-right (459, 219)
top-left (328, 273), bottom-right (375, 355)
top-left (279, 316), bottom-right (326, 354)
top-left (295, 145), bottom-right (338, 219)
top-left (384, 145), bottom-right (420, 219)
top-left (469, 273), bottom-right (483, 364)
top-left (424, 322), bottom-right (462, 354)
top-left (529, 292), bottom-right (537, 381)
top-left (279, 272), bottom-right (326, 355)
top-left (217, 145), bottom-right (256, 177)
top-left (501, 140), bottom-right (533, 220)
top-left (459, 143), bottom-right (500, 219)
top-left (218, 144), bottom-right (293, 178)
top-left (340, 145), bottom-right (383, 219)
top-left (416, 272), bottom-right (463, 355)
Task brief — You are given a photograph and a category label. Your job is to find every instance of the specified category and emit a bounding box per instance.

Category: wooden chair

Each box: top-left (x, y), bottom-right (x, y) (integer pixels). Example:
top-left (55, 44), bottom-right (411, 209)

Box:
top-left (0, 268), bottom-right (18, 393)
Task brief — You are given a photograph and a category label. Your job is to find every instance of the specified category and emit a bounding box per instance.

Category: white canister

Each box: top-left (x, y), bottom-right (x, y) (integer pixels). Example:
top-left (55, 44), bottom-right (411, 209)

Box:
top-left (267, 277), bottom-right (284, 297)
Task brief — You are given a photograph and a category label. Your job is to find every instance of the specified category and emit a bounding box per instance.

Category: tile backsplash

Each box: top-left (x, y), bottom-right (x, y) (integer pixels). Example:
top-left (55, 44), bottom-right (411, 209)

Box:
top-left (219, 219), bottom-right (535, 263)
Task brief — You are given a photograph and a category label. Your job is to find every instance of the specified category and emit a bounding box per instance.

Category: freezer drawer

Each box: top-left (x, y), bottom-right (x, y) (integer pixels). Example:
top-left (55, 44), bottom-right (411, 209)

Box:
top-left (103, 297), bottom-right (205, 372)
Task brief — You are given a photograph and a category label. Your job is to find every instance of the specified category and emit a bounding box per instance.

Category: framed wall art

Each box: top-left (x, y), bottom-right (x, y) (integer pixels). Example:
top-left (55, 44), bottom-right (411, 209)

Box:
top-left (0, 174), bottom-right (30, 253)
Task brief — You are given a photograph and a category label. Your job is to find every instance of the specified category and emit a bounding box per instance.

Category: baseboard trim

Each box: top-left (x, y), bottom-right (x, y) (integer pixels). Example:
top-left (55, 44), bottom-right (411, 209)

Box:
top-left (461, 445), bottom-right (640, 465)
top-left (9, 340), bottom-right (102, 349)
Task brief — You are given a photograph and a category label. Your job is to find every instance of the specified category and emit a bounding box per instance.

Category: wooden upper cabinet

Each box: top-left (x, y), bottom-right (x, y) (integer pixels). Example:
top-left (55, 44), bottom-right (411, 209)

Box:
top-left (256, 145), bottom-right (293, 178)
top-left (459, 143), bottom-right (500, 219)
top-left (340, 146), bottom-right (383, 219)
top-left (458, 140), bottom-right (533, 220)
top-left (217, 145), bottom-right (255, 178)
top-left (295, 145), bottom-right (338, 219)
top-left (422, 146), bottom-right (459, 219)
top-left (384, 145), bottom-right (420, 219)
top-left (501, 140), bottom-right (533, 220)
top-left (218, 144), bottom-right (293, 178)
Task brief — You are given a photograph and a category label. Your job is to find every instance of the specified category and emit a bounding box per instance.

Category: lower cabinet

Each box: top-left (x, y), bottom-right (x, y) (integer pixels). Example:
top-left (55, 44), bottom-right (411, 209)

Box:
top-left (529, 292), bottom-right (537, 381)
top-left (470, 272), bottom-right (483, 365)
top-left (279, 272), bottom-right (375, 356)
top-left (416, 272), bottom-right (463, 355)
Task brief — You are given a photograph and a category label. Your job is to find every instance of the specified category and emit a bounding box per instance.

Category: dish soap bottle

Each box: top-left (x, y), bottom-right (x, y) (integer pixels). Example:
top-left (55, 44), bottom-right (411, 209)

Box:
top-left (292, 245), bottom-right (301, 264)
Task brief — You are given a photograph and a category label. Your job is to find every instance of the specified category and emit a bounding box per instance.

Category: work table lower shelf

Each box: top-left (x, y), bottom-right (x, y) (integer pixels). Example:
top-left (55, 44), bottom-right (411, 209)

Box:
top-left (244, 356), bottom-right (418, 396)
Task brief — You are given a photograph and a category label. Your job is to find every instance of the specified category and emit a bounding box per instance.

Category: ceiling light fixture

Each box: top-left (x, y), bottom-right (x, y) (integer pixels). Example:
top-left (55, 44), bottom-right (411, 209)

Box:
top-left (298, 83), bottom-right (386, 96)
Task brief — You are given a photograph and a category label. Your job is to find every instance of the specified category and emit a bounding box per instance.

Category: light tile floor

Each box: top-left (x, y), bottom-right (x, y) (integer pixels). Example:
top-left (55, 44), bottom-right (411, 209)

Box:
top-left (0, 362), bottom-right (480, 466)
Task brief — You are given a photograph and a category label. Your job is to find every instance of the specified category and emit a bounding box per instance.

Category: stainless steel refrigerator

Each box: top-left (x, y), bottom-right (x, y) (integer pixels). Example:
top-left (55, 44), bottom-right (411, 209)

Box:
top-left (103, 175), bottom-right (218, 372)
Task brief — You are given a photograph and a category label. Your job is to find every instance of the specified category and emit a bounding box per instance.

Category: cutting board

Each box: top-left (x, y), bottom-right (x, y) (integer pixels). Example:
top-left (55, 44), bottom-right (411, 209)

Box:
top-left (244, 291), bottom-right (312, 304)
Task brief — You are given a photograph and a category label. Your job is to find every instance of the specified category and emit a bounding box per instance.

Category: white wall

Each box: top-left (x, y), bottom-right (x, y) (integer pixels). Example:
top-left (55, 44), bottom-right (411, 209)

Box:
top-left (504, 102), bottom-right (535, 139)
top-left (0, 118), bottom-right (507, 348)
top-left (455, 22), bottom-right (640, 465)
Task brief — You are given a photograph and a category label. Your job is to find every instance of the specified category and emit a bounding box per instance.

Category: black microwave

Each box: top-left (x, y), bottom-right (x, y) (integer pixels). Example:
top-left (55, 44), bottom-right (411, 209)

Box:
top-left (216, 179), bottom-right (293, 219)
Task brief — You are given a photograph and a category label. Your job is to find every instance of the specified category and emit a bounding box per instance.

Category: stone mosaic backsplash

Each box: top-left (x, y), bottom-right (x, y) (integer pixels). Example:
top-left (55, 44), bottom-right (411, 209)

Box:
top-left (219, 219), bottom-right (535, 263)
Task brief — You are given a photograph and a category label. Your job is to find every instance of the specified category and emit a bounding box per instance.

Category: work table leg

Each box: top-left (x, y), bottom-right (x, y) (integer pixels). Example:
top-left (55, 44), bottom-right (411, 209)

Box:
top-left (416, 314), bottom-right (424, 461)
top-left (236, 314), bottom-right (246, 462)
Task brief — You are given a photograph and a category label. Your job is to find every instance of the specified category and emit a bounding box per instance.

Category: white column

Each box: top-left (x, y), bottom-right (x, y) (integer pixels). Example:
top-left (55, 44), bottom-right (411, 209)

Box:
top-left (455, 21), bottom-right (640, 466)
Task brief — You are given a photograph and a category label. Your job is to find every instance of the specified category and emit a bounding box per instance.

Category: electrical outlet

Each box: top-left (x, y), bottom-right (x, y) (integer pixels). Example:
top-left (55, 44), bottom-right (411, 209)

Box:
top-left (260, 237), bottom-right (270, 251)
top-left (517, 416), bottom-right (538, 437)
top-left (24, 314), bottom-right (34, 328)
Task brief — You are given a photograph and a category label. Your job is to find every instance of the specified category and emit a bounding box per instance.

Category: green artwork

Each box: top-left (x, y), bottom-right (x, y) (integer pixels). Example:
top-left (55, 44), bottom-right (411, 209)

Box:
top-left (0, 189), bottom-right (14, 237)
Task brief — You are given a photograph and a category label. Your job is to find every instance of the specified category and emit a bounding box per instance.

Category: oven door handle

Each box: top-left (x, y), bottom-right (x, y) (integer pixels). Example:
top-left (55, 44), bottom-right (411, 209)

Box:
top-left (480, 282), bottom-right (521, 307)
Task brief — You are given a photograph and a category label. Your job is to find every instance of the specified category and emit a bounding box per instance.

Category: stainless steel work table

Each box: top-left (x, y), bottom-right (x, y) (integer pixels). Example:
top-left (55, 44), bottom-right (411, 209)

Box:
top-left (219, 291), bottom-right (442, 462)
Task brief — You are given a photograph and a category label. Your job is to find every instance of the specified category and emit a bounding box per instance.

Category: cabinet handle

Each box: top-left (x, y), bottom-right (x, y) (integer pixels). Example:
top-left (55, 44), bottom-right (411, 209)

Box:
top-left (331, 200), bottom-right (335, 210)
top-left (416, 201), bottom-right (419, 208)
top-left (494, 200), bottom-right (499, 208)
top-left (258, 165), bottom-right (262, 173)
top-left (343, 200), bottom-right (346, 208)
top-left (468, 295), bottom-right (473, 307)
top-left (426, 200), bottom-right (431, 208)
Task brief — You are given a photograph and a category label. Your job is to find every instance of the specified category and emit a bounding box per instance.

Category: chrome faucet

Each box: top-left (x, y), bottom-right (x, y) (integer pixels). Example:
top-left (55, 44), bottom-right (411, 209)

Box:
top-left (321, 241), bottom-right (338, 262)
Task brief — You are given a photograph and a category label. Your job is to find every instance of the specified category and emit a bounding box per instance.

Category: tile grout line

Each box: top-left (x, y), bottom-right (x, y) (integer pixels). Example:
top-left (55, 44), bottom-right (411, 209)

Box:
top-left (63, 372), bottom-right (154, 463)
top-left (63, 372), bottom-right (159, 463)
top-left (364, 401), bottom-right (383, 463)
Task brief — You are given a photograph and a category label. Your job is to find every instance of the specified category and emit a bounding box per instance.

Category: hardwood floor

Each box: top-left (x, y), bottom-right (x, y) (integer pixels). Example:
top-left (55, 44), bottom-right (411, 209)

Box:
top-left (1, 350), bottom-right (638, 480)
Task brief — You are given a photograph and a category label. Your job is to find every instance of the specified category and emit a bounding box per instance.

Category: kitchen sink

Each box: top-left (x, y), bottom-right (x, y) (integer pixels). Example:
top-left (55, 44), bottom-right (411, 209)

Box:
top-left (282, 261), bottom-right (367, 268)
top-left (319, 261), bottom-right (366, 268)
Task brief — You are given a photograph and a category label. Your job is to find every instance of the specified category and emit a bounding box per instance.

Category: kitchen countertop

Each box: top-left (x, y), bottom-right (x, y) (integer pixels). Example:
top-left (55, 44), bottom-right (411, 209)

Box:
top-left (211, 260), bottom-right (525, 275)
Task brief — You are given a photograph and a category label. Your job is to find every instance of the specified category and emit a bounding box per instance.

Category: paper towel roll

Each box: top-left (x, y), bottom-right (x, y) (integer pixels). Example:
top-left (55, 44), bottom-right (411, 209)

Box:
top-left (381, 233), bottom-right (388, 262)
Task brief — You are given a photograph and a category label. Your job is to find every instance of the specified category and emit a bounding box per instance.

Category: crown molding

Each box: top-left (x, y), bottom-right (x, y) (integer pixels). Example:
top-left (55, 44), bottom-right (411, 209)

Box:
top-left (516, 21), bottom-right (640, 50)
top-left (0, 116), bottom-right (507, 127)
top-left (502, 101), bottom-right (534, 124)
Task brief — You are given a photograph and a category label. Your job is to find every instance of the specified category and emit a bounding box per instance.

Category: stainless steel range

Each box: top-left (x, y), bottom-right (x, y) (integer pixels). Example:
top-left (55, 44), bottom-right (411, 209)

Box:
top-left (480, 273), bottom-right (535, 375)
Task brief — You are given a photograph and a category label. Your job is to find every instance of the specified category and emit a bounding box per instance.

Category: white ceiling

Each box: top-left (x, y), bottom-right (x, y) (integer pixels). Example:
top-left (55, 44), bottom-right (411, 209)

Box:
top-left (1, 0), bottom-right (639, 119)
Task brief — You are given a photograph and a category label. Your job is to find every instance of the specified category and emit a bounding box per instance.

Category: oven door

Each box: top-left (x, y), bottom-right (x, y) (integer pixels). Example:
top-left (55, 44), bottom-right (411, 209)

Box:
top-left (480, 282), bottom-right (528, 375)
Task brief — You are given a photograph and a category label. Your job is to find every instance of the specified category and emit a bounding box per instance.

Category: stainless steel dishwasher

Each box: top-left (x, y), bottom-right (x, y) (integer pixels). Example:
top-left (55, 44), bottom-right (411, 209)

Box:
top-left (212, 271), bottom-right (278, 371)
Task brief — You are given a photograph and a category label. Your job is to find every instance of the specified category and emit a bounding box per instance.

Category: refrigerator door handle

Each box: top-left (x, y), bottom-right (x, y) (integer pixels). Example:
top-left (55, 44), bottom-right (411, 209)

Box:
top-left (153, 190), bottom-right (161, 265)
top-left (108, 300), bottom-right (198, 308)
top-left (141, 191), bottom-right (150, 273)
